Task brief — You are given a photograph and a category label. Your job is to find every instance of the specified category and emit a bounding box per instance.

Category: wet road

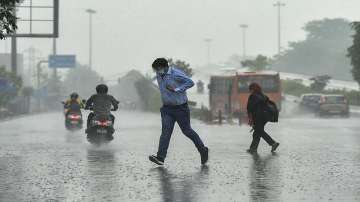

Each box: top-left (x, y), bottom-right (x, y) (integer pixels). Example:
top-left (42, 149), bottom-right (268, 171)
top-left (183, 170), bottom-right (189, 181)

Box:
top-left (0, 108), bottom-right (360, 201)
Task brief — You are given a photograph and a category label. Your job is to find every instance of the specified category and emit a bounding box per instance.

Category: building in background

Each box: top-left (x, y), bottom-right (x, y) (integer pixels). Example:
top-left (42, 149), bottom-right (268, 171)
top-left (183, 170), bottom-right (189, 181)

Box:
top-left (0, 53), bottom-right (24, 76)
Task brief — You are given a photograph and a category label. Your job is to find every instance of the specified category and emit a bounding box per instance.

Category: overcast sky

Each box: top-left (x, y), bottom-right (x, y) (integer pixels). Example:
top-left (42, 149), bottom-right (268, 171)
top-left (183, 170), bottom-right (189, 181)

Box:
top-left (1, 0), bottom-right (360, 78)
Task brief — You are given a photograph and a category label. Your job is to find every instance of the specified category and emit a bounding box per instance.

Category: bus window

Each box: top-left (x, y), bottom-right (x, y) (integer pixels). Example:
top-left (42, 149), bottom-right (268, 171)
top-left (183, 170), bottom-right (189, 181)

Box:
top-left (212, 78), bottom-right (233, 95)
top-left (238, 76), bottom-right (279, 93)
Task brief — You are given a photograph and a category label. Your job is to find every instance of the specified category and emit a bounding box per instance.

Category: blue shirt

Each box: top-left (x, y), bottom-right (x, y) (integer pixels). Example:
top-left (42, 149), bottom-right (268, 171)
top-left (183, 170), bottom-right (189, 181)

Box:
top-left (156, 67), bottom-right (194, 106)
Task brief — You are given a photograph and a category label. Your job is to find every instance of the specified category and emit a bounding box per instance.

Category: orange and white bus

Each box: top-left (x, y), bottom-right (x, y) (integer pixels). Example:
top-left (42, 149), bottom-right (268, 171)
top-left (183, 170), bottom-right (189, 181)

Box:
top-left (209, 71), bottom-right (281, 123)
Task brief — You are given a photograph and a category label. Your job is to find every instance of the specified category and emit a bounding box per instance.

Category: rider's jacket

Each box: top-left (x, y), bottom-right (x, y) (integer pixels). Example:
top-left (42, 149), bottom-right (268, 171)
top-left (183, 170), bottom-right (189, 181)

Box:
top-left (64, 98), bottom-right (84, 113)
top-left (85, 94), bottom-right (118, 116)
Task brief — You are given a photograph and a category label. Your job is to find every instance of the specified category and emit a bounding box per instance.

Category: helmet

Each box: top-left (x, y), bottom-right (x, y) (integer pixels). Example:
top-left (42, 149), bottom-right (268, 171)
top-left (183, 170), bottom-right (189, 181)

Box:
top-left (96, 84), bottom-right (108, 94)
top-left (70, 92), bottom-right (79, 100)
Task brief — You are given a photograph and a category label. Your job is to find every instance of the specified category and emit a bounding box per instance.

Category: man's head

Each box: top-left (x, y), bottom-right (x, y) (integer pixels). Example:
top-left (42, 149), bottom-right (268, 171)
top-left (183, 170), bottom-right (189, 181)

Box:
top-left (249, 82), bottom-right (262, 94)
top-left (70, 92), bottom-right (79, 100)
top-left (96, 84), bottom-right (108, 94)
top-left (152, 58), bottom-right (169, 75)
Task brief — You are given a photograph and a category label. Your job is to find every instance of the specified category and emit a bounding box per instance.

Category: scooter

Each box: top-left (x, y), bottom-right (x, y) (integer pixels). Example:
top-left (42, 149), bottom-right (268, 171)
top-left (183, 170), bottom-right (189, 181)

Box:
top-left (65, 111), bottom-right (83, 130)
top-left (61, 101), bottom-right (84, 131)
top-left (85, 108), bottom-right (116, 145)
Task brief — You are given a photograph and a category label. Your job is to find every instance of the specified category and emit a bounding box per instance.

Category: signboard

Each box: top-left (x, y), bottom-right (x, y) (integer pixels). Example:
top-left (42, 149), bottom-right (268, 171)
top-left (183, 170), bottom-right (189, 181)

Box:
top-left (0, 78), bottom-right (16, 93)
top-left (0, 78), bottom-right (8, 91)
top-left (5, 0), bottom-right (59, 38)
top-left (49, 55), bottom-right (76, 68)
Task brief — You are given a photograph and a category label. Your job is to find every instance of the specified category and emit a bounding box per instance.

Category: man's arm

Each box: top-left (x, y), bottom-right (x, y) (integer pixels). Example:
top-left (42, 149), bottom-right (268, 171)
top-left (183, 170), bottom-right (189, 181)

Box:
top-left (247, 95), bottom-right (257, 126)
top-left (111, 96), bottom-right (119, 110)
top-left (172, 70), bottom-right (194, 93)
top-left (85, 95), bottom-right (94, 109)
top-left (64, 100), bottom-right (70, 109)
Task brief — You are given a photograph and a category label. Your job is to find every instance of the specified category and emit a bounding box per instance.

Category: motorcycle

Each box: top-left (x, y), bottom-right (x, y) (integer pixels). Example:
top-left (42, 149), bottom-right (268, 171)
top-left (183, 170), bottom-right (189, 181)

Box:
top-left (62, 101), bottom-right (84, 131)
top-left (85, 108), bottom-right (116, 145)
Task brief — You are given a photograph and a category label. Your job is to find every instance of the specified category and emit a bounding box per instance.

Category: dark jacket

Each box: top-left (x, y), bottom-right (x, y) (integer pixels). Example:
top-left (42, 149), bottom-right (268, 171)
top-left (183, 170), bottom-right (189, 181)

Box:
top-left (247, 92), bottom-right (268, 123)
top-left (85, 94), bottom-right (118, 115)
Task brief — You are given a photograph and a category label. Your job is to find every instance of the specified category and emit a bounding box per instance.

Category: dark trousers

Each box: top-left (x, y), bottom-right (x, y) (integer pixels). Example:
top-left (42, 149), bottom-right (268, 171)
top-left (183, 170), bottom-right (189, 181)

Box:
top-left (250, 121), bottom-right (276, 151)
top-left (87, 112), bottom-right (115, 128)
top-left (157, 104), bottom-right (206, 159)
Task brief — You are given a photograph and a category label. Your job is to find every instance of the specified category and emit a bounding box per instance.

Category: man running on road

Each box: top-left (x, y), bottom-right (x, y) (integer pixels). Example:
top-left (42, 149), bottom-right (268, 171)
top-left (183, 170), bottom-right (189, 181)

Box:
top-left (149, 58), bottom-right (209, 165)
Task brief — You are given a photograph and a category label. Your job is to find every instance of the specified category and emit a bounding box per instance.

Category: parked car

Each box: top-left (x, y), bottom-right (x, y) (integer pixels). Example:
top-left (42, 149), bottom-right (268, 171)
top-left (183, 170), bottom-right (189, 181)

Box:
top-left (318, 94), bottom-right (349, 117)
top-left (300, 93), bottom-right (323, 111)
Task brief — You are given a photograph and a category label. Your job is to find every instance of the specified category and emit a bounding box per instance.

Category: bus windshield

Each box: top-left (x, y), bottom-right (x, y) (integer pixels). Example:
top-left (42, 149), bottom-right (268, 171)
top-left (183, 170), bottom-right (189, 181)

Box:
top-left (238, 75), bottom-right (280, 93)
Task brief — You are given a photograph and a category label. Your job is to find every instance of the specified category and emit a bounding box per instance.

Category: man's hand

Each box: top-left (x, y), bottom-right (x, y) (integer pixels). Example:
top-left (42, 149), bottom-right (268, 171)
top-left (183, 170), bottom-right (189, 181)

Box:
top-left (166, 85), bottom-right (176, 92)
top-left (248, 118), bottom-right (254, 126)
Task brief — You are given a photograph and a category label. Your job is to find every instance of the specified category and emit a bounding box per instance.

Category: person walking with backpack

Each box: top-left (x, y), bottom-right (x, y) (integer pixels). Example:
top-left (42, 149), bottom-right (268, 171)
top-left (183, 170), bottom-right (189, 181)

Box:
top-left (148, 58), bottom-right (209, 166)
top-left (247, 82), bottom-right (280, 154)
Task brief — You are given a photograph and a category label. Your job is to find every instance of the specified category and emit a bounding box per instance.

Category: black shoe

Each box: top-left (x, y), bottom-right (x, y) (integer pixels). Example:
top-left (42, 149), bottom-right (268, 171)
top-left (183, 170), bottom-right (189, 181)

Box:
top-left (200, 147), bottom-right (209, 165)
top-left (246, 149), bottom-right (257, 154)
top-left (149, 155), bottom-right (164, 165)
top-left (271, 142), bottom-right (280, 152)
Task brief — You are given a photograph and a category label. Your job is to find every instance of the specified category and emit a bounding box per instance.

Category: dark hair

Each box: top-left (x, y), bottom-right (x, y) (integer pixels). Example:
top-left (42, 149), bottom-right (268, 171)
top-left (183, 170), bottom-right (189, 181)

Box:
top-left (152, 58), bottom-right (169, 69)
top-left (96, 84), bottom-right (108, 94)
top-left (249, 82), bottom-right (262, 93)
top-left (70, 92), bottom-right (79, 99)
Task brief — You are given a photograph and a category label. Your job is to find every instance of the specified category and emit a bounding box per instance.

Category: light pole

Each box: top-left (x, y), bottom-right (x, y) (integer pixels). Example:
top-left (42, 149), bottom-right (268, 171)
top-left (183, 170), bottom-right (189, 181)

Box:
top-left (86, 8), bottom-right (96, 69)
top-left (204, 38), bottom-right (212, 66)
top-left (239, 24), bottom-right (248, 58)
top-left (273, 1), bottom-right (285, 55)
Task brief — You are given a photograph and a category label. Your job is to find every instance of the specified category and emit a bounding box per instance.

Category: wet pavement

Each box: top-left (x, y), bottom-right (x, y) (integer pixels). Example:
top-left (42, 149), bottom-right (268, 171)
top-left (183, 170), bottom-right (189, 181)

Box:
top-left (0, 108), bottom-right (360, 201)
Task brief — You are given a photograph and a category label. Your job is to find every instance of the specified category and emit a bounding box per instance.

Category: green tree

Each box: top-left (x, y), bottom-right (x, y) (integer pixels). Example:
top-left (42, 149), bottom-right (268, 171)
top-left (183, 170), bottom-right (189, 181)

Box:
top-left (168, 58), bottom-right (193, 77)
top-left (135, 77), bottom-right (161, 112)
top-left (0, 65), bottom-right (22, 107)
top-left (271, 18), bottom-right (353, 80)
top-left (348, 22), bottom-right (360, 86)
top-left (225, 54), bottom-right (242, 68)
top-left (63, 64), bottom-right (102, 98)
top-left (0, 0), bottom-right (20, 39)
top-left (309, 75), bottom-right (331, 91)
top-left (241, 55), bottom-right (269, 71)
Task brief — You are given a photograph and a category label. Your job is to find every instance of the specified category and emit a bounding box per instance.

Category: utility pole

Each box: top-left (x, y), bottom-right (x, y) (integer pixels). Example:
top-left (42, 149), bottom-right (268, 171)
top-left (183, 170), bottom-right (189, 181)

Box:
top-left (4, 39), bottom-right (8, 53)
top-left (36, 60), bottom-right (48, 111)
top-left (52, 38), bottom-right (57, 78)
top-left (273, 1), bottom-right (286, 55)
top-left (11, 36), bottom-right (17, 75)
top-left (239, 24), bottom-right (249, 58)
top-left (86, 9), bottom-right (96, 69)
top-left (204, 38), bottom-right (212, 66)
top-left (23, 47), bottom-right (42, 87)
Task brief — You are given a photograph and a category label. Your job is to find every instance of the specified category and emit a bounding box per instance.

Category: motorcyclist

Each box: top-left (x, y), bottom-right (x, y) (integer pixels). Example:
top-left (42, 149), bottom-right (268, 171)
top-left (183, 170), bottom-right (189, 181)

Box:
top-left (63, 92), bottom-right (84, 115)
top-left (85, 84), bottom-right (119, 131)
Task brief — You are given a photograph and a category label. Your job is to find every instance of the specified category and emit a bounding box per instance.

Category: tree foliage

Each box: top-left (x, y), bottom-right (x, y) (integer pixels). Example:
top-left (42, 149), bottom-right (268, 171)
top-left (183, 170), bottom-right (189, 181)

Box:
top-left (271, 18), bottom-right (353, 80)
top-left (309, 75), bottom-right (331, 91)
top-left (0, 65), bottom-right (22, 107)
top-left (63, 64), bottom-right (102, 98)
top-left (22, 86), bottom-right (33, 97)
top-left (168, 58), bottom-right (193, 77)
top-left (225, 54), bottom-right (242, 68)
top-left (241, 55), bottom-right (269, 71)
top-left (347, 22), bottom-right (360, 87)
top-left (0, 0), bottom-right (20, 39)
top-left (135, 77), bottom-right (161, 112)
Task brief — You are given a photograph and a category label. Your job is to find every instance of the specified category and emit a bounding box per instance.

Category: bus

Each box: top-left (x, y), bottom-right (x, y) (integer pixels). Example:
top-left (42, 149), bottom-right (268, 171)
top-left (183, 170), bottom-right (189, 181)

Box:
top-left (208, 71), bottom-right (281, 124)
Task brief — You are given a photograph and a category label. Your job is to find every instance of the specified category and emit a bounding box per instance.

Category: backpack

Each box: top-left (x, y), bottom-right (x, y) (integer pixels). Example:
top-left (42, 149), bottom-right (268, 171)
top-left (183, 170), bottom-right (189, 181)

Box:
top-left (264, 98), bottom-right (279, 123)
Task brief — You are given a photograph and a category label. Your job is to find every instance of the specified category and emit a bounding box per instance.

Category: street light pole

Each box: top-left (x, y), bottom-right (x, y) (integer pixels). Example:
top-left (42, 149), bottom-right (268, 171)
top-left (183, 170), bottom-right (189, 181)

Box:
top-left (273, 1), bottom-right (285, 55)
top-left (239, 24), bottom-right (249, 58)
top-left (204, 38), bottom-right (212, 66)
top-left (86, 9), bottom-right (96, 69)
